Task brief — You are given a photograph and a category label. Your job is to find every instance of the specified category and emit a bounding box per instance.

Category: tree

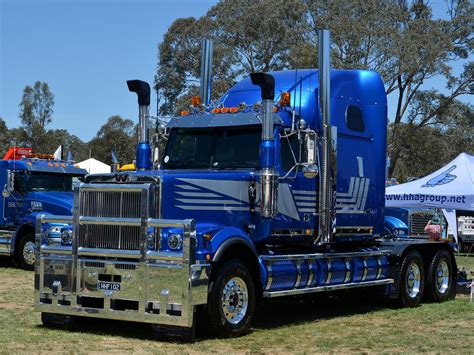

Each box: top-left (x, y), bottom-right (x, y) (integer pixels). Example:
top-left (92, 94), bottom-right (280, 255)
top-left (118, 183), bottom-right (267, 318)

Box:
top-left (155, 0), bottom-right (307, 114)
top-left (88, 115), bottom-right (138, 165)
top-left (156, 0), bottom-right (473, 175)
top-left (18, 81), bottom-right (55, 150)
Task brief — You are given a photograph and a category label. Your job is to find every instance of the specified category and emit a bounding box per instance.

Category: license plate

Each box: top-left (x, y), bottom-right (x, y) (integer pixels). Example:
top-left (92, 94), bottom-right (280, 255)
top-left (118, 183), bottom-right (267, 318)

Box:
top-left (97, 281), bottom-right (121, 292)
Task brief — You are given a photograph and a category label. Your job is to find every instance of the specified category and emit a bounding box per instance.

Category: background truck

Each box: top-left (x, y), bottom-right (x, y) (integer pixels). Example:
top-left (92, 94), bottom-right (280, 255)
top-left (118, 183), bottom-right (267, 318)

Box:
top-left (35, 31), bottom-right (457, 340)
top-left (0, 147), bottom-right (86, 269)
top-left (384, 207), bottom-right (446, 238)
top-left (458, 215), bottom-right (474, 252)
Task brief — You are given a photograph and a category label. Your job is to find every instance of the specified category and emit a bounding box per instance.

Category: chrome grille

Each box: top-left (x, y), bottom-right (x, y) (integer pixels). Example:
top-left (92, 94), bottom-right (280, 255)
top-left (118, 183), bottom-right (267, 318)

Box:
top-left (77, 183), bottom-right (159, 251)
top-left (409, 212), bottom-right (432, 235)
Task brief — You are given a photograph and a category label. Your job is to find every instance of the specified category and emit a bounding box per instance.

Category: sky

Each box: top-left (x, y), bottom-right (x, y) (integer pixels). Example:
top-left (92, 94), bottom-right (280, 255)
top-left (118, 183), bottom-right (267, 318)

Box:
top-left (0, 0), bottom-right (218, 142)
top-left (0, 0), bottom-right (471, 143)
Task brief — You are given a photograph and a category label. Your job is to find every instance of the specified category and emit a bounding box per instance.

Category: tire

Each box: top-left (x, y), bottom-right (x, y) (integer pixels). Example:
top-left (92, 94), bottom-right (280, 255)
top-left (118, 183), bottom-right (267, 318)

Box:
top-left (18, 233), bottom-right (36, 270)
top-left (207, 260), bottom-right (255, 337)
top-left (41, 312), bottom-right (76, 329)
top-left (425, 249), bottom-right (454, 302)
top-left (397, 250), bottom-right (425, 308)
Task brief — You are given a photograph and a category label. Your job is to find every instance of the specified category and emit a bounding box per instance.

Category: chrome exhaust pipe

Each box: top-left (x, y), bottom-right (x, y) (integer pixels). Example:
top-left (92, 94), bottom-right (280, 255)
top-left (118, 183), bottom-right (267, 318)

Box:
top-left (318, 29), bottom-right (336, 245)
top-left (127, 80), bottom-right (151, 170)
top-left (250, 72), bottom-right (278, 219)
top-left (200, 39), bottom-right (214, 106)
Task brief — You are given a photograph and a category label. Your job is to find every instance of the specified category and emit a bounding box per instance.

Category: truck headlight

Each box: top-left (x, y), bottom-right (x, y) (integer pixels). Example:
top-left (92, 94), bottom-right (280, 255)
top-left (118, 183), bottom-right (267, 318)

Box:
top-left (147, 233), bottom-right (156, 250)
top-left (60, 229), bottom-right (73, 245)
top-left (46, 226), bottom-right (62, 238)
top-left (168, 234), bottom-right (182, 250)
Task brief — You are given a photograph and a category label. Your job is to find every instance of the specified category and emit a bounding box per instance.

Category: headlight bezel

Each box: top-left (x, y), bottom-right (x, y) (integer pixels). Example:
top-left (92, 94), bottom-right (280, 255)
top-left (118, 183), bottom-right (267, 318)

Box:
top-left (167, 233), bottom-right (183, 250)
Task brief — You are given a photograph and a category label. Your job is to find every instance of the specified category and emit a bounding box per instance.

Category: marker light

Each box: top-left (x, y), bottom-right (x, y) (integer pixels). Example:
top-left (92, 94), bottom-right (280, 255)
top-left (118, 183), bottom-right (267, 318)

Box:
top-left (212, 108), bottom-right (221, 114)
top-left (279, 92), bottom-right (291, 106)
top-left (180, 110), bottom-right (189, 116)
top-left (229, 107), bottom-right (239, 113)
top-left (191, 96), bottom-right (201, 106)
top-left (221, 107), bottom-right (230, 113)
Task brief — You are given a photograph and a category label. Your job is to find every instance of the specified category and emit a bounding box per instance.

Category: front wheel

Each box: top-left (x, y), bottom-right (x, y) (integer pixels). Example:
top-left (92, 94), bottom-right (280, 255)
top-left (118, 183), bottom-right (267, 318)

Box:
top-left (425, 249), bottom-right (455, 302)
top-left (18, 233), bottom-right (36, 270)
top-left (207, 260), bottom-right (255, 337)
top-left (397, 250), bottom-right (425, 307)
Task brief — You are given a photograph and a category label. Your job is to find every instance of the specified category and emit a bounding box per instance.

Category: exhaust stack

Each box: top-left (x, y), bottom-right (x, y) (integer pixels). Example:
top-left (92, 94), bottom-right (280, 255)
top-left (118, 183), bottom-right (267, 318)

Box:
top-left (200, 39), bottom-right (214, 106)
top-left (318, 29), bottom-right (336, 245)
top-left (250, 72), bottom-right (278, 219)
top-left (127, 80), bottom-right (151, 170)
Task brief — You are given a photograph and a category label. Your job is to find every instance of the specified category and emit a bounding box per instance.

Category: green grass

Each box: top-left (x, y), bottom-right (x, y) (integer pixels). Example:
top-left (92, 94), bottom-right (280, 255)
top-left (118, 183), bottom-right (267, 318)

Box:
top-left (0, 255), bottom-right (473, 353)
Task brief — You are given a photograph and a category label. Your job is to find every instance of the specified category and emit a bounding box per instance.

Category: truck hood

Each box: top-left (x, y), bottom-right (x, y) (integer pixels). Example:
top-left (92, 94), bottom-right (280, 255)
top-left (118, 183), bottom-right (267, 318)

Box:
top-left (26, 191), bottom-right (74, 215)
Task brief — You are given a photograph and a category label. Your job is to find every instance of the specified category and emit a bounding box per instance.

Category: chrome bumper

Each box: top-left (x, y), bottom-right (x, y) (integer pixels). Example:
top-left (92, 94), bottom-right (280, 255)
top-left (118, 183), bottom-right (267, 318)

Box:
top-left (34, 215), bottom-right (209, 328)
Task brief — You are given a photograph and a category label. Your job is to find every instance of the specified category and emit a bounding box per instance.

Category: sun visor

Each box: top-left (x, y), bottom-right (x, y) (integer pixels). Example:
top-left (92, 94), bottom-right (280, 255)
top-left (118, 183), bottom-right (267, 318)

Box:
top-left (26, 162), bottom-right (87, 175)
top-left (167, 112), bottom-right (283, 128)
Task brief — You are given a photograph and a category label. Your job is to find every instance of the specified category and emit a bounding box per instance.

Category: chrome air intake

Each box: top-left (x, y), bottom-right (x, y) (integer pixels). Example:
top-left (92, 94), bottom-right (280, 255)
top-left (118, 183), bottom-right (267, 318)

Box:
top-left (127, 80), bottom-right (151, 170)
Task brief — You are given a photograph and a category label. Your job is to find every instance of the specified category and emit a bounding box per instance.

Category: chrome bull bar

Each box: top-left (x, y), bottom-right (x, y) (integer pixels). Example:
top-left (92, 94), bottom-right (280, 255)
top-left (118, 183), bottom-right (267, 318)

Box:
top-left (34, 214), bottom-right (209, 328)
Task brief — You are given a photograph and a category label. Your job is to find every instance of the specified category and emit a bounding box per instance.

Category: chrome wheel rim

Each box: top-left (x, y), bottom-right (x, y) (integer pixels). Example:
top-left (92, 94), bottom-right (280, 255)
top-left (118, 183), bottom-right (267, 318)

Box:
top-left (406, 262), bottom-right (421, 298)
top-left (221, 277), bottom-right (248, 325)
top-left (23, 241), bottom-right (36, 266)
top-left (436, 260), bottom-right (450, 294)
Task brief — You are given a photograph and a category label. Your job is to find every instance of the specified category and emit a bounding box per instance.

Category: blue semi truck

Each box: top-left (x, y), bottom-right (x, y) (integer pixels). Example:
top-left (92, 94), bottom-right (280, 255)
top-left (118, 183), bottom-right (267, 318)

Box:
top-left (0, 147), bottom-right (86, 269)
top-left (35, 32), bottom-right (457, 340)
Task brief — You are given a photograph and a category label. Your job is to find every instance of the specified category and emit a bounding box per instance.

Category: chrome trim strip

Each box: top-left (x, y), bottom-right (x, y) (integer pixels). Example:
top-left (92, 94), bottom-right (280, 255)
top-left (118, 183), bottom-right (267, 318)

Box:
top-left (77, 247), bottom-right (141, 259)
top-left (263, 279), bottom-right (394, 298)
top-left (40, 245), bottom-right (72, 255)
top-left (376, 256), bottom-right (383, 279)
top-left (79, 217), bottom-right (141, 226)
top-left (344, 258), bottom-right (351, 283)
top-left (295, 261), bottom-right (302, 288)
top-left (259, 251), bottom-right (389, 261)
top-left (326, 259), bottom-right (332, 284)
top-left (362, 258), bottom-right (368, 281)
top-left (306, 261), bottom-right (314, 288)
top-left (265, 262), bottom-right (273, 291)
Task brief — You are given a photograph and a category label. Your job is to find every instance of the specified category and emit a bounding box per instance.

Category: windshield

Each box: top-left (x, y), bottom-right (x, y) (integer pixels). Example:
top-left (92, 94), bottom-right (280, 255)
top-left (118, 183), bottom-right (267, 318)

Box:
top-left (163, 125), bottom-right (261, 169)
top-left (26, 172), bottom-right (80, 192)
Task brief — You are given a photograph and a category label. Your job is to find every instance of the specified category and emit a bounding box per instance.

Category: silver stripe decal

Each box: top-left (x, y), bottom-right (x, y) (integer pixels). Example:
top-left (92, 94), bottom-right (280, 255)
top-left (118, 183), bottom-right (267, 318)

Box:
top-left (336, 177), bottom-right (356, 197)
top-left (175, 205), bottom-right (248, 211)
top-left (296, 202), bottom-right (317, 207)
top-left (294, 195), bottom-right (316, 201)
top-left (175, 191), bottom-right (220, 198)
top-left (175, 184), bottom-right (200, 191)
top-left (299, 208), bottom-right (317, 213)
top-left (292, 190), bottom-right (317, 195)
top-left (175, 198), bottom-right (243, 205)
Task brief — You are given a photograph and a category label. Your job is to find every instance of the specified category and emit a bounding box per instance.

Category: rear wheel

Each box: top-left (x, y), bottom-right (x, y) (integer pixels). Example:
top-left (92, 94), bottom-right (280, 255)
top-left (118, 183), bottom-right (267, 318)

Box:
top-left (425, 249), bottom-right (454, 302)
top-left (397, 250), bottom-right (425, 307)
top-left (207, 260), bottom-right (255, 337)
top-left (18, 233), bottom-right (36, 270)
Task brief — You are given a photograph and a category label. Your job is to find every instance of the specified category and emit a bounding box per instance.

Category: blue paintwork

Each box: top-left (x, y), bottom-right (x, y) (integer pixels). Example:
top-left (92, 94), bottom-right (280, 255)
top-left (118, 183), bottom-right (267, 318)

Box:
top-left (130, 68), bottom-right (389, 291)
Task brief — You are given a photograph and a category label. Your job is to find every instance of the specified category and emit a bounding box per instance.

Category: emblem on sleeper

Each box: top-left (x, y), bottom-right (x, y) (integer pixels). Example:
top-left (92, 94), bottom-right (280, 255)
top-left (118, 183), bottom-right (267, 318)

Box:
top-left (422, 165), bottom-right (456, 187)
top-left (335, 177), bottom-right (370, 213)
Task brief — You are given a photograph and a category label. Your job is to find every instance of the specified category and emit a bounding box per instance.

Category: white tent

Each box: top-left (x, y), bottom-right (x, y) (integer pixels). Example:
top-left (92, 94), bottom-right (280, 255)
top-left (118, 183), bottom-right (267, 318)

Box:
top-left (76, 158), bottom-right (111, 174)
top-left (386, 152), bottom-right (474, 241)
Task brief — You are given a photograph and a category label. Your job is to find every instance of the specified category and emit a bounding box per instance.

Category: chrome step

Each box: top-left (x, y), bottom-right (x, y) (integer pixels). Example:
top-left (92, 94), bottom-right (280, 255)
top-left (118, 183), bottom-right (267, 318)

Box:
top-left (263, 278), bottom-right (393, 298)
